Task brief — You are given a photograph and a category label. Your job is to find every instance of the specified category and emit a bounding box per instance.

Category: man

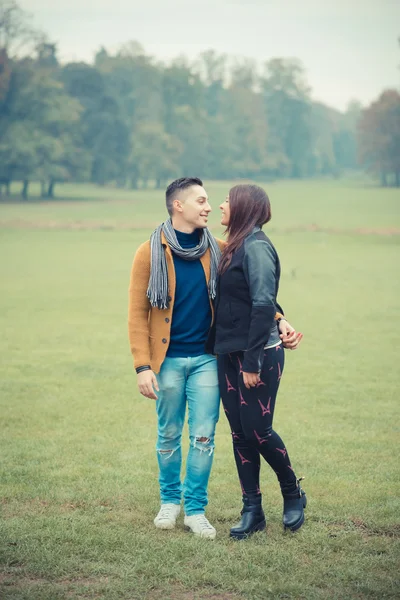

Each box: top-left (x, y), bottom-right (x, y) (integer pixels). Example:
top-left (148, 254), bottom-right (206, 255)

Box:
top-left (128, 177), bottom-right (300, 539)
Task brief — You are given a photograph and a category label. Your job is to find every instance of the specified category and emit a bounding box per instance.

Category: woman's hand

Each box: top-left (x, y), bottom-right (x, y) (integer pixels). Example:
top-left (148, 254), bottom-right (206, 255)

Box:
top-left (279, 319), bottom-right (303, 350)
top-left (242, 372), bottom-right (260, 389)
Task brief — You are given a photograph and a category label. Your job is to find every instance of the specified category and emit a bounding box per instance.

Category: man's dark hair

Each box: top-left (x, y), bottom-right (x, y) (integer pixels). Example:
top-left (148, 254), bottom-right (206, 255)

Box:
top-left (165, 177), bottom-right (203, 216)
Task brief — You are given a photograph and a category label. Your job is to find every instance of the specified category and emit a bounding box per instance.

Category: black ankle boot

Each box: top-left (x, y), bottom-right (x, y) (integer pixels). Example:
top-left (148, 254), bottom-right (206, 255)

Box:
top-left (229, 496), bottom-right (266, 540)
top-left (282, 478), bottom-right (307, 532)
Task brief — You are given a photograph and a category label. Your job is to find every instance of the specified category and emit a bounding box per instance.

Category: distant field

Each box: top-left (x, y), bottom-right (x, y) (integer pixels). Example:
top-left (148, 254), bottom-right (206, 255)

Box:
top-left (2, 178), bottom-right (400, 233)
top-left (1, 180), bottom-right (399, 599)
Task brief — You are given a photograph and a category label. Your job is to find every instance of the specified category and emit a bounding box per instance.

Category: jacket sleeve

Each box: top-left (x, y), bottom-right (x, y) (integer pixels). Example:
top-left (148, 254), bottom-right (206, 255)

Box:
top-left (242, 240), bottom-right (277, 373)
top-left (128, 242), bottom-right (152, 370)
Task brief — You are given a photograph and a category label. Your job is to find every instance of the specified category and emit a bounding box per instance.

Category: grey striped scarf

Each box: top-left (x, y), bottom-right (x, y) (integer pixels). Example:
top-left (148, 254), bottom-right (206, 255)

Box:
top-left (147, 219), bottom-right (221, 309)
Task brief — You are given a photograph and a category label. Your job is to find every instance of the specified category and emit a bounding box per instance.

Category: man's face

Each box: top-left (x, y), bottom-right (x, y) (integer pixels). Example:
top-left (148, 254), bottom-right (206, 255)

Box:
top-left (173, 185), bottom-right (212, 229)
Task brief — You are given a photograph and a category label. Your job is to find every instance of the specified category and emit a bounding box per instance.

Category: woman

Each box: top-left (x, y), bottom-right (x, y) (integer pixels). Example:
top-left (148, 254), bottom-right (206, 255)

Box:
top-left (208, 184), bottom-right (306, 539)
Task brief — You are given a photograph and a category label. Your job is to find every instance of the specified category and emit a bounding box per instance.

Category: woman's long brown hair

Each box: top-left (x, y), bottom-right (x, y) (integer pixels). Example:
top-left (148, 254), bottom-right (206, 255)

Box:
top-left (219, 184), bottom-right (271, 274)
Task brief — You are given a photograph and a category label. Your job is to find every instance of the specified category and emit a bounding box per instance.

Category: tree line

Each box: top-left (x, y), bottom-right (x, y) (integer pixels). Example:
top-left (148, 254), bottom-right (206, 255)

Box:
top-left (0, 0), bottom-right (399, 199)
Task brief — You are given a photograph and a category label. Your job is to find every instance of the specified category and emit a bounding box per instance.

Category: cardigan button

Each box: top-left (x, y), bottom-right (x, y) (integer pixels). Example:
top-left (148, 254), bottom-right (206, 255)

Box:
top-left (165, 318), bottom-right (170, 323)
top-left (167, 296), bottom-right (172, 302)
top-left (162, 338), bottom-right (167, 344)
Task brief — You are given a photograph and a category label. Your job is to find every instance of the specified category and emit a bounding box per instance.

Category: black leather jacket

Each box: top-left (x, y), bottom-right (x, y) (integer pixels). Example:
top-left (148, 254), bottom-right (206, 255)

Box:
top-left (207, 227), bottom-right (283, 372)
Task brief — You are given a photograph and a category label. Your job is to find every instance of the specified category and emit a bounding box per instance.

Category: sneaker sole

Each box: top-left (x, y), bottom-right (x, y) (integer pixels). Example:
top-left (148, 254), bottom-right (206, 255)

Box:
top-left (154, 520), bottom-right (176, 530)
top-left (184, 525), bottom-right (216, 539)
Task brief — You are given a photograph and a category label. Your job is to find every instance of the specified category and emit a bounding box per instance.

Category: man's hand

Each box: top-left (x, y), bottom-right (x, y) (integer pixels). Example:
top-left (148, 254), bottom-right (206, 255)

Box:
top-left (137, 370), bottom-right (159, 400)
top-left (279, 319), bottom-right (303, 350)
top-left (243, 372), bottom-right (260, 389)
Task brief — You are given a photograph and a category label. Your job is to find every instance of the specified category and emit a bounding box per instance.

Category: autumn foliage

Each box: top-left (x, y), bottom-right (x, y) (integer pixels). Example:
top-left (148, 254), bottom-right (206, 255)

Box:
top-left (358, 90), bottom-right (400, 187)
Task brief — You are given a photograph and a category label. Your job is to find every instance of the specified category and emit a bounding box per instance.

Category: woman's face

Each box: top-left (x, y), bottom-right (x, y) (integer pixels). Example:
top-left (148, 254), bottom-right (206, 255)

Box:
top-left (219, 195), bottom-right (230, 227)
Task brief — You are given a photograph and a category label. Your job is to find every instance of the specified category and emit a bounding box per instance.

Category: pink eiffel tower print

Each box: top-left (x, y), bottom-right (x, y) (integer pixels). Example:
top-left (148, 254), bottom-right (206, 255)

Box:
top-left (239, 389), bottom-right (248, 406)
top-left (253, 429), bottom-right (268, 445)
top-left (269, 366), bottom-right (274, 371)
top-left (225, 374), bottom-right (236, 392)
top-left (224, 406), bottom-right (229, 415)
top-left (276, 447), bottom-right (287, 458)
top-left (288, 465), bottom-right (294, 473)
top-left (237, 356), bottom-right (243, 374)
top-left (256, 485), bottom-right (261, 495)
top-left (277, 362), bottom-right (282, 381)
top-left (240, 479), bottom-right (246, 495)
top-left (256, 378), bottom-right (265, 388)
top-left (236, 449), bottom-right (251, 465)
top-left (276, 345), bottom-right (282, 351)
top-left (258, 397), bottom-right (271, 416)
top-left (231, 431), bottom-right (240, 441)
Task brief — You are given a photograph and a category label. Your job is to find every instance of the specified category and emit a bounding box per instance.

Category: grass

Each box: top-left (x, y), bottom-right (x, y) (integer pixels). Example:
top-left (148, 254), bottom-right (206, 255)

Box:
top-left (0, 179), bottom-right (399, 599)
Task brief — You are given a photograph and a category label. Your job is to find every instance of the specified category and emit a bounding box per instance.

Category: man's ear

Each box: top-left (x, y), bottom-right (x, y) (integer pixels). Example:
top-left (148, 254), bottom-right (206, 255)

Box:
top-left (173, 199), bottom-right (183, 213)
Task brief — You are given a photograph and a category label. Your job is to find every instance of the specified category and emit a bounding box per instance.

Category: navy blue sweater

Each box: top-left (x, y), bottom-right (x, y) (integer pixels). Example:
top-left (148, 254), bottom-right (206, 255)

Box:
top-left (166, 229), bottom-right (212, 358)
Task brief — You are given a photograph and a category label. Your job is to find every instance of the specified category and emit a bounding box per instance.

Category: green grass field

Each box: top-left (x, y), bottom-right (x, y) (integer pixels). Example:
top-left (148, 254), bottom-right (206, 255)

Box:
top-left (1, 180), bottom-right (399, 600)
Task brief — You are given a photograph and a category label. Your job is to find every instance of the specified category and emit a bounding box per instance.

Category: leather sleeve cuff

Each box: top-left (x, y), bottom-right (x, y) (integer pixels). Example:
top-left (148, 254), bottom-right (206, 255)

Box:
top-left (135, 365), bottom-right (151, 374)
top-left (242, 348), bottom-right (264, 373)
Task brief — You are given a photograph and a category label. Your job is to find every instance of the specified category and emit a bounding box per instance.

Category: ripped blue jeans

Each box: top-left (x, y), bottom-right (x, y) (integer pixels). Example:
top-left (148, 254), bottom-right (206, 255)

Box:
top-left (155, 354), bottom-right (220, 516)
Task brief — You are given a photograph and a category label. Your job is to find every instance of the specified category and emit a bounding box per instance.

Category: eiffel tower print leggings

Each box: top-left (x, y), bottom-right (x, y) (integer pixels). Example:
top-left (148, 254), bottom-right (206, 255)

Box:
top-left (217, 344), bottom-right (298, 497)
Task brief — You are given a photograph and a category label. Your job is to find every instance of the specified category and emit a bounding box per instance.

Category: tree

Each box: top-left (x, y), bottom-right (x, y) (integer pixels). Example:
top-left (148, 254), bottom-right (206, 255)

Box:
top-left (60, 62), bottom-right (128, 186)
top-left (261, 59), bottom-right (314, 178)
top-left (0, 5), bottom-right (369, 192)
top-left (310, 103), bottom-right (337, 176)
top-left (0, 0), bottom-right (38, 58)
top-left (92, 44), bottom-right (163, 185)
top-left (36, 41), bottom-right (58, 68)
top-left (358, 90), bottom-right (400, 186)
top-left (332, 101), bottom-right (361, 172)
top-left (129, 121), bottom-right (182, 188)
top-left (0, 121), bottom-right (37, 196)
top-left (44, 133), bottom-right (91, 198)
top-left (0, 55), bottom-right (90, 198)
top-left (161, 59), bottom-right (204, 134)
top-left (171, 105), bottom-right (209, 177)
top-left (225, 59), bottom-right (270, 179)
top-left (0, 46), bottom-right (10, 102)
top-left (195, 50), bottom-right (226, 117)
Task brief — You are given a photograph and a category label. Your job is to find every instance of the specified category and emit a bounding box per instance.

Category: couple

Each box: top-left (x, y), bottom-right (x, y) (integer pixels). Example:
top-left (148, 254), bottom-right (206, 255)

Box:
top-left (128, 177), bottom-right (306, 540)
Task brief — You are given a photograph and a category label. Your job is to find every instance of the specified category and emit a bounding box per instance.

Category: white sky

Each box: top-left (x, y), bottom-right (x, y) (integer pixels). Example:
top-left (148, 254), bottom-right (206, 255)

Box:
top-left (21, 0), bottom-right (400, 111)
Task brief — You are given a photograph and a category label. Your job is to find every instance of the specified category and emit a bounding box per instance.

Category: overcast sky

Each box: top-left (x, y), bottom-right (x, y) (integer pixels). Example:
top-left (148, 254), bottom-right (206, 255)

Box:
top-left (20, 0), bottom-right (399, 111)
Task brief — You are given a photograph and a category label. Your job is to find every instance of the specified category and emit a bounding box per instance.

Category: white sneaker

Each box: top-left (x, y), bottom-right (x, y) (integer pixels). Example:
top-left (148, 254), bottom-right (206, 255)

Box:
top-left (184, 514), bottom-right (216, 539)
top-left (154, 503), bottom-right (181, 530)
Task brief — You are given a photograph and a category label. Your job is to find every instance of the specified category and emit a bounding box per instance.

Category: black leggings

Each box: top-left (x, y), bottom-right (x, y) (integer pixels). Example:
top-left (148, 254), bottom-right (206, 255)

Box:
top-left (218, 344), bottom-right (297, 498)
